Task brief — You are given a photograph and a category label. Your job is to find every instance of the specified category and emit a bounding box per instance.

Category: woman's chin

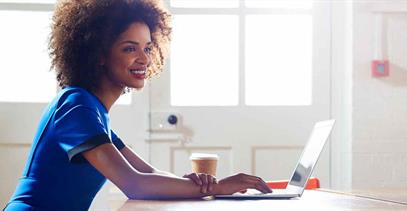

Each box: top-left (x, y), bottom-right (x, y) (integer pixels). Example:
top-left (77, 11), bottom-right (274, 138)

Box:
top-left (130, 81), bottom-right (145, 90)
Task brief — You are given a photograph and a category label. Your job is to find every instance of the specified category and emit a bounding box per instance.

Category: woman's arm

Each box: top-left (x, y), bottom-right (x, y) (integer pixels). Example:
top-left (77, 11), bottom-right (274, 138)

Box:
top-left (83, 143), bottom-right (213, 199)
top-left (119, 145), bottom-right (219, 193)
top-left (83, 143), bottom-right (272, 199)
top-left (119, 145), bottom-right (177, 177)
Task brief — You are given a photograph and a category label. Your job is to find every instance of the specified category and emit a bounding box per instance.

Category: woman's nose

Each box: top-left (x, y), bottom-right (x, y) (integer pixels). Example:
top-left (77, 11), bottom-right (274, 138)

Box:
top-left (136, 50), bottom-right (150, 65)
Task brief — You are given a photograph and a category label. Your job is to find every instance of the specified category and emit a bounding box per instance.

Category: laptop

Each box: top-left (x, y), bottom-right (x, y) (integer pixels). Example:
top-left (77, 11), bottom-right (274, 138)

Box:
top-left (216, 119), bottom-right (335, 199)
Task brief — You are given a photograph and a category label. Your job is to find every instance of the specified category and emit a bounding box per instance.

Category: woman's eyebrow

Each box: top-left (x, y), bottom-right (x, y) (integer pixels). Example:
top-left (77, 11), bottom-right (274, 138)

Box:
top-left (120, 40), bottom-right (152, 45)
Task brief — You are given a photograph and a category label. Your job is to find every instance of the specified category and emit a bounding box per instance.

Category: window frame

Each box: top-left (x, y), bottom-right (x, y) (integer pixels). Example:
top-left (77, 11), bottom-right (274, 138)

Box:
top-left (0, 0), bottom-right (314, 105)
top-left (0, 2), bottom-right (54, 11)
top-left (167, 0), bottom-right (313, 106)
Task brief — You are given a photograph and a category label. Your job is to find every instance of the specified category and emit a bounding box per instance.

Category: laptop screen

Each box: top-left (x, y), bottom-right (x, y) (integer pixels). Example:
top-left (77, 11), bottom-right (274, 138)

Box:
top-left (288, 120), bottom-right (335, 190)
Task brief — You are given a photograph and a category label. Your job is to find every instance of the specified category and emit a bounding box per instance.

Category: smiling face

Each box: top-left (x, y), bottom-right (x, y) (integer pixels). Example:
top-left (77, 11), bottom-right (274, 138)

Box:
top-left (101, 22), bottom-right (152, 91)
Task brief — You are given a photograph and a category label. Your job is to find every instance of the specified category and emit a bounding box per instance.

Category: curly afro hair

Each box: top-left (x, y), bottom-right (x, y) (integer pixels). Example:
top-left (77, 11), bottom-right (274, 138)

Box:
top-left (49, 0), bottom-right (171, 92)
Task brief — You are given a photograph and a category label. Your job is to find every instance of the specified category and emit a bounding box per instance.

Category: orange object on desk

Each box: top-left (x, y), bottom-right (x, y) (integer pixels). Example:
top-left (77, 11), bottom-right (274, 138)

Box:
top-left (267, 177), bottom-right (320, 190)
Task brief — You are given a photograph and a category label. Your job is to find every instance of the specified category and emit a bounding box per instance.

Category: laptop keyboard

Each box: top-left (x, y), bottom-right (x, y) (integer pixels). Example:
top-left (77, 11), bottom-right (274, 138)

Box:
top-left (238, 189), bottom-right (288, 196)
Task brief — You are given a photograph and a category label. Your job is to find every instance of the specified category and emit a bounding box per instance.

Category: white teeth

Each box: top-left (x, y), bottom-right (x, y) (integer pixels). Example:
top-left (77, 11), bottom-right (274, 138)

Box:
top-left (130, 69), bottom-right (145, 74)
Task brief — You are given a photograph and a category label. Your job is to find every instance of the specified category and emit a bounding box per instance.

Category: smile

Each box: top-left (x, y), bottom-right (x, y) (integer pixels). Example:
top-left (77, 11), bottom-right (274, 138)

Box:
top-left (130, 69), bottom-right (146, 74)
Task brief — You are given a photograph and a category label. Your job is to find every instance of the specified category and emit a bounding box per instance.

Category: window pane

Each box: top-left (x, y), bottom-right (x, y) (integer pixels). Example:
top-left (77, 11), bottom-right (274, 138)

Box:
top-left (245, 15), bottom-right (312, 105)
top-left (245, 0), bottom-right (312, 9)
top-left (171, 15), bottom-right (238, 106)
top-left (170, 0), bottom-right (238, 8)
top-left (0, 11), bottom-right (56, 102)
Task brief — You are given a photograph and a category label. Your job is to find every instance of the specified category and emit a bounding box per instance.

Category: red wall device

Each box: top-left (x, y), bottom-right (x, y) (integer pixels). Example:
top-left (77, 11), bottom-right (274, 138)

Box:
top-left (371, 60), bottom-right (389, 77)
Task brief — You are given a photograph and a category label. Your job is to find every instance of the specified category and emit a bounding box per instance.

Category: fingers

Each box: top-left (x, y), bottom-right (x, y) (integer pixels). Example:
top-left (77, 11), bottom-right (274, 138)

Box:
top-left (234, 173), bottom-right (272, 194)
top-left (185, 173), bottom-right (218, 194)
top-left (208, 175), bottom-right (218, 192)
top-left (207, 175), bottom-right (213, 193)
top-left (199, 174), bottom-right (209, 193)
top-left (184, 173), bottom-right (202, 185)
top-left (248, 176), bottom-right (272, 194)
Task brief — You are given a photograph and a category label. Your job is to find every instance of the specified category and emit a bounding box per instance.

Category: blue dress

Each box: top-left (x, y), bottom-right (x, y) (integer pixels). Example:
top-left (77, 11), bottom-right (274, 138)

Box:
top-left (4, 87), bottom-right (126, 211)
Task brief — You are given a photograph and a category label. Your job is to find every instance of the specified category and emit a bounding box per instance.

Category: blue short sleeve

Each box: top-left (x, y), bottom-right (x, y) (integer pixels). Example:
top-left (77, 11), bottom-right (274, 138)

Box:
top-left (111, 130), bottom-right (126, 150)
top-left (54, 105), bottom-right (112, 163)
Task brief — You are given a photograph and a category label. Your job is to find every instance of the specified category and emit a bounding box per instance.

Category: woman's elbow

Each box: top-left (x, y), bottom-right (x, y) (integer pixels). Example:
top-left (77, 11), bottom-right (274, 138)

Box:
top-left (124, 191), bottom-right (159, 200)
top-left (121, 182), bottom-right (156, 200)
top-left (124, 191), bottom-right (142, 200)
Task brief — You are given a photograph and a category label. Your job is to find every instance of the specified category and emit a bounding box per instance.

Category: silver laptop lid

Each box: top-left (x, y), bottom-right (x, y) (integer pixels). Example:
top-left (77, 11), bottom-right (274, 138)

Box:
top-left (286, 119), bottom-right (335, 196)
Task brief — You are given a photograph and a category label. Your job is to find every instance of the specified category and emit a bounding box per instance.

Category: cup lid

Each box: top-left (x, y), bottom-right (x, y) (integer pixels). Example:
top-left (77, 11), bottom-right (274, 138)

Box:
top-left (189, 153), bottom-right (219, 160)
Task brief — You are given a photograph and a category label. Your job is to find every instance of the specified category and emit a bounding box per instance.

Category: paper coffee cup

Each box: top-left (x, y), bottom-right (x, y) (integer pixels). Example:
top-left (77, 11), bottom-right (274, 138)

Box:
top-left (190, 153), bottom-right (218, 176)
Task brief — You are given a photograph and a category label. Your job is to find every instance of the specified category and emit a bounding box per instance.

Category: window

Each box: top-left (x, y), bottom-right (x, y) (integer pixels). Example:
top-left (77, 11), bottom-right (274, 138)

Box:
top-left (170, 15), bottom-right (239, 106)
top-left (169, 0), bottom-right (313, 106)
top-left (245, 15), bottom-right (312, 105)
top-left (0, 10), bottom-right (55, 102)
top-left (0, 2), bottom-right (130, 104)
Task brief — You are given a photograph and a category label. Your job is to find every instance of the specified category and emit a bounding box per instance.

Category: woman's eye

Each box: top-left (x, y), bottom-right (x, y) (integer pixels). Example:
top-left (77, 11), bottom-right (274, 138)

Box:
top-left (124, 47), bottom-right (136, 53)
top-left (144, 47), bottom-right (152, 54)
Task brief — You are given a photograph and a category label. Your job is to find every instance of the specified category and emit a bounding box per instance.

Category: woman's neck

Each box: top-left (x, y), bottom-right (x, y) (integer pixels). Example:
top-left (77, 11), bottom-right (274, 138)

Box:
top-left (93, 78), bottom-right (123, 112)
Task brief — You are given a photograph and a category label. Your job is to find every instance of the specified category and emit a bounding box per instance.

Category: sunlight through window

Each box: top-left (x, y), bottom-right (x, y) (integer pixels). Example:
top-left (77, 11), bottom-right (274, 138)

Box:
top-left (245, 15), bottom-right (313, 105)
top-left (0, 11), bottom-right (56, 102)
top-left (170, 15), bottom-right (239, 106)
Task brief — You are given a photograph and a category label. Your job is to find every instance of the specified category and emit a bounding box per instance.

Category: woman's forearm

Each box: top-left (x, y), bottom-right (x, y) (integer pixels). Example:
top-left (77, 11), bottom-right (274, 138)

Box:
top-left (152, 169), bottom-right (178, 178)
top-left (128, 173), bottom-right (219, 200)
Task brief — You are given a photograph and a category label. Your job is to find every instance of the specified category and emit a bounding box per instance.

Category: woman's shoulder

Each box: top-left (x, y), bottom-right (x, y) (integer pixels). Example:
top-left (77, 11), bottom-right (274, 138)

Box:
top-left (60, 87), bottom-right (95, 105)
top-left (54, 86), bottom-right (102, 113)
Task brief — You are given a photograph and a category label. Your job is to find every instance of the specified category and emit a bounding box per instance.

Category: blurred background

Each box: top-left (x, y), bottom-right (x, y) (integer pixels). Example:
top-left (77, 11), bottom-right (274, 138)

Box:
top-left (1, 0), bottom-right (406, 209)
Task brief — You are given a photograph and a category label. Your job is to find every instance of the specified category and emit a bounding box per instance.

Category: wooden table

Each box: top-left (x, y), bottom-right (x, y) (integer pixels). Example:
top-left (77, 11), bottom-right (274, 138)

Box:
top-left (349, 188), bottom-right (407, 205)
top-left (109, 189), bottom-right (407, 211)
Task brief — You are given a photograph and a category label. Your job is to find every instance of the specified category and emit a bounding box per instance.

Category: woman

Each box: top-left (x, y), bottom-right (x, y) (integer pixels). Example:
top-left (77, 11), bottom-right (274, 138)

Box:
top-left (5, 0), bottom-right (272, 210)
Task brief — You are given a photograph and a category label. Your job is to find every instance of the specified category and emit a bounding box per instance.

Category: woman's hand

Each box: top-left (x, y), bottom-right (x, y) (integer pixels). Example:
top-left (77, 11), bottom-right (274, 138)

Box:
top-left (183, 173), bottom-right (218, 194)
top-left (216, 173), bottom-right (272, 195)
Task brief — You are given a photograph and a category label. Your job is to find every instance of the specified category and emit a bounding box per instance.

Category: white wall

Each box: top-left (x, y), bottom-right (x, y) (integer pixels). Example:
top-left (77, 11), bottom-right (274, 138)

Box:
top-left (0, 144), bottom-right (31, 208)
top-left (330, 0), bottom-right (353, 191)
top-left (352, 1), bottom-right (407, 188)
top-left (0, 103), bottom-right (44, 208)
